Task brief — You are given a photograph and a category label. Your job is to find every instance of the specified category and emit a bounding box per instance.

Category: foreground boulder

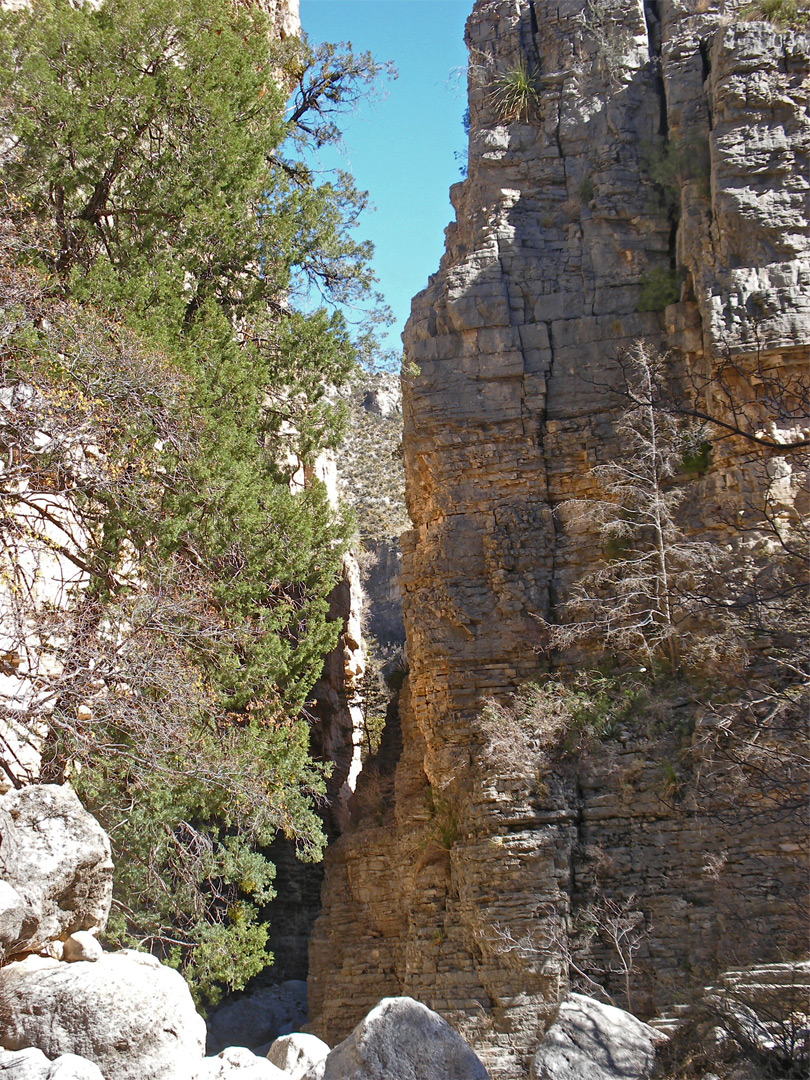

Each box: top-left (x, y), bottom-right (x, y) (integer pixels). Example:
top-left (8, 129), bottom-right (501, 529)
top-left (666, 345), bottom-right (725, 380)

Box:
top-left (0, 951), bottom-right (206, 1080)
top-left (530, 994), bottom-right (660, 1080)
top-left (321, 997), bottom-right (490, 1080)
top-left (266, 1034), bottom-right (330, 1080)
top-left (0, 785), bottom-right (113, 960)
top-left (206, 981), bottom-right (309, 1055)
top-left (0, 1047), bottom-right (104, 1078)
top-left (195, 1046), bottom-right (285, 1079)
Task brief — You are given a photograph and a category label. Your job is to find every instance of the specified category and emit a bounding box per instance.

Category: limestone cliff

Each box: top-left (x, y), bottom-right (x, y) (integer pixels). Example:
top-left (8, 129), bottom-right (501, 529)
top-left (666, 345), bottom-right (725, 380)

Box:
top-left (251, 0), bottom-right (300, 39)
top-left (308, 2), bottom-right (808, 1077)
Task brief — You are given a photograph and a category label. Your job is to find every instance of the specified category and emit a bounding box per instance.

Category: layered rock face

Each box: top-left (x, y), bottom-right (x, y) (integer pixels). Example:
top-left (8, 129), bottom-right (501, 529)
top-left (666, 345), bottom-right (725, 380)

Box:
top-left (309, 2), bottom-right (808, 1075)
top-left (400, 1), bottom-right (808, 761)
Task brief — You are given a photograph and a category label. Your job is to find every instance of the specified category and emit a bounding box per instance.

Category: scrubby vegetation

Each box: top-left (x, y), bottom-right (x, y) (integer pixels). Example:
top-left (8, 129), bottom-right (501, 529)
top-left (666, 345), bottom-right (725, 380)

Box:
top-left (637, 266), bottom-right (682, 311)
top-left (641, 135), bottom-right (712, 221)
top-left (477, 339), bottom-right (808, 1034)
top-left (586, 0), bottom-right (635, 81)
top-left (744, 0), bottom-right (810, 30)
top-left (335, 369), bottom-right (408, 541)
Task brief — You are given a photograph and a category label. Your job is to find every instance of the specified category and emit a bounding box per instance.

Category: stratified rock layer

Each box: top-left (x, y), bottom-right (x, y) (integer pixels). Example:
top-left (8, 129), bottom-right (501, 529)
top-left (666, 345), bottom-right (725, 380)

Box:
top-left (308, 3), bottom-right (809, 1077)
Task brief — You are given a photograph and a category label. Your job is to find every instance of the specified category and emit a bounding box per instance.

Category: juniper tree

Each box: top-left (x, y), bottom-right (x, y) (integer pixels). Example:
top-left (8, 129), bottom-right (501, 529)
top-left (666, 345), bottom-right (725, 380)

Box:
top-left (0, 0), bottom-right (393, 1001)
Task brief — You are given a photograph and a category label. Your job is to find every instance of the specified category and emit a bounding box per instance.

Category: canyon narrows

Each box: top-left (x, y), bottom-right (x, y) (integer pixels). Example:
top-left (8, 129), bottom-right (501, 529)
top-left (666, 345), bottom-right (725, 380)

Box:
top-left (308, 2), bottom-right (809, 1076)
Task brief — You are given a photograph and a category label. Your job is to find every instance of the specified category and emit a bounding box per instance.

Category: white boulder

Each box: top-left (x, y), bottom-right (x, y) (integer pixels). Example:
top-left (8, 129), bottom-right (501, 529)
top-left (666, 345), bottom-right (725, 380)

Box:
top-left (530, 994), bottom-right (660, 1080)
top-left (0, 785), bottom-right (112, 959)
top-left (321, 996), bottom-right (490, 1080)
top-left (266, 1034), bottom-right (330, 1080)
top-left (0, 1047), bottom-right (104, 1079)
top-left (196, 1046), bottom-right (285, 1078)
top-left (0, 951), bottom-right (206, 1080)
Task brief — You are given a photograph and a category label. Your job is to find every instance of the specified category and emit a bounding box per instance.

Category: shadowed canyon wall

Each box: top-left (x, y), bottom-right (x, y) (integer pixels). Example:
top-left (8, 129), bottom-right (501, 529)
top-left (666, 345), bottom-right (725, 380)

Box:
top-left (308, 2), bottom-right (809, 1076)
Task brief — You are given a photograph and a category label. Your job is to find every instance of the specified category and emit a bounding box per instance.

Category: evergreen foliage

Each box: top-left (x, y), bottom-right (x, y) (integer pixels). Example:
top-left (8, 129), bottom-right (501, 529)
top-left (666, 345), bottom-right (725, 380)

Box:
top-left (0, 0), bottom-right (392, 1002)
top-left (640, 135), bottom-right (711, 224)
top-left (637, 266), bottom-right (682, 312)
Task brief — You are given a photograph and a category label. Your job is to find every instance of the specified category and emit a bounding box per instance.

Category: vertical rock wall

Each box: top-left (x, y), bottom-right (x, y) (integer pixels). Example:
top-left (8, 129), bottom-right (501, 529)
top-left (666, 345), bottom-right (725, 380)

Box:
top-left (308, 2), bottom-right (809, 1076)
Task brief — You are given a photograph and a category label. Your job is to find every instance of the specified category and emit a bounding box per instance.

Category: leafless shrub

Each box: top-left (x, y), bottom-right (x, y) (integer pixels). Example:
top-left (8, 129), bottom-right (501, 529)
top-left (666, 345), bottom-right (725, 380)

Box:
top-left (347, 761), bottom-right (395, 827)
top-left (541, 345), bottom-right (727, 672)
top-left (583, 0), bottom-right (635, 83)
top-left (487, 893), bottom-right (652, 1012)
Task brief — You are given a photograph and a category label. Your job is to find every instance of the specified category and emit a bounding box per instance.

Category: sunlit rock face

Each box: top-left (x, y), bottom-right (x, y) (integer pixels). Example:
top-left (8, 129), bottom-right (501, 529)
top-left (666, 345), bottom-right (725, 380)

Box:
top-left (308, 1), bottom-right (810, 1077)
top-left (241, 0), bottom-right (300, 38)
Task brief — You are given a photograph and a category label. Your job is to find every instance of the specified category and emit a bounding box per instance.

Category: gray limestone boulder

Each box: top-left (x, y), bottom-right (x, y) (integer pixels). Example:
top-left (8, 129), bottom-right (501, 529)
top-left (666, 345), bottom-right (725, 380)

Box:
top-left (530, 994), bottom-right (660, 1080)
top-left (0, 1047), bottom-right (104, 1079)
top-left (266, 1034), bottom-right (330, 1080)
top-left (0, 951), bottom-right (206, 1080)
top-left (206, 981), bottom-right (308, 1055)
top-left (0, 785), bottom-right (113, 959)
top-left (321, 997), bottom-right (490, 1080)
top-left (195, 1046), bottom-right (285, 1079)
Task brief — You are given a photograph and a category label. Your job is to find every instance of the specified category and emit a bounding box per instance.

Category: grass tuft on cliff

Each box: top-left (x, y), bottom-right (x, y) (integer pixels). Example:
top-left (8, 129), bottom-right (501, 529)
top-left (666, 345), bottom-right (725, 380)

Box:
top-left (744, 0), bottom-right (810, 29)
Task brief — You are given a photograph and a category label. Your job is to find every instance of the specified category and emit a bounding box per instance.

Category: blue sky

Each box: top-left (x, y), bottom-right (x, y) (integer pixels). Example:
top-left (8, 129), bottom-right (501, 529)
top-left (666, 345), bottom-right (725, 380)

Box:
top-left (299, 1), bottom-right (470, 358)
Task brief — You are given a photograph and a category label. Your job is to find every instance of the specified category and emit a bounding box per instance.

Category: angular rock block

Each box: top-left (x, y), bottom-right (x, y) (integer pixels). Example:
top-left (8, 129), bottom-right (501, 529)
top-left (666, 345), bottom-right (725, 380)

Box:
top-left (0, 785), bottom-right (112, 960)
top-left (62, 931), bottom-right (102, 964)
top-left (266, 1033), bottom-right (330, 1080)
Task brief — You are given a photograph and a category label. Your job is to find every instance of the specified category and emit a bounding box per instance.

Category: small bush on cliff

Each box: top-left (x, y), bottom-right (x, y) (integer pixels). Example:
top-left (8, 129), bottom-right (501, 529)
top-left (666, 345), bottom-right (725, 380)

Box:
top-left (488, 59), bottom-right (541, 123)
top-left (425, 786), bottom-right (460, 852)
top-left (542, 341), bottom-right (809, 677)
top-left (477, 671), bottom-right (650, 780)
top-left (586, 0), bottom-right (635, 82)
top-left (637, 266), bottom-right (682, 311)
top-left (640, 134), bottom-right (711, 224)
top-left (0, 0), bottom-right (392, 1002)
top-left (541, 346), bottom-right (725, 672)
